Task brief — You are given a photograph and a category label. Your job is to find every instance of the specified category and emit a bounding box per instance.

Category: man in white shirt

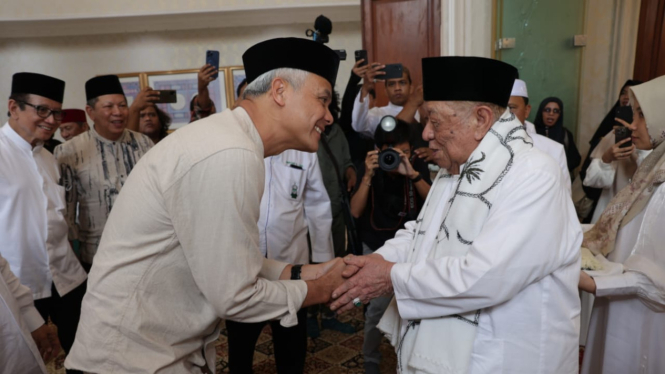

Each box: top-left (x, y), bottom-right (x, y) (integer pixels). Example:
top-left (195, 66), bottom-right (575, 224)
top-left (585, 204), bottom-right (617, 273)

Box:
top-left (226, 149), bottom-right (334, 373)
top-left (331, 57), bottom-right (582, 374)
top-left (0, 72), bottom-right (88, 374)
top-left (508, 79), bottom-right (571, 192)
top-left (0, 253), bottom-right (60, 374)
top-left (66, 38), bottom-right (347, 373)
top-left (54, 75), bottom-right (153, 270)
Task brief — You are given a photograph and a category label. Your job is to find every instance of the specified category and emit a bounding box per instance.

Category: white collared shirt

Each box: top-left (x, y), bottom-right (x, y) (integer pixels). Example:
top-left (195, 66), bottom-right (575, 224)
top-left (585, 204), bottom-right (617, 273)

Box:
top-left (525, 120), bottom-right (571, 193)
top-left (260, 150), bottom-right (333, 264)
top-left (351, 91), bottom-right (420, 138)
top-left (0, 123), bottom-right (87, 300)
top-left (0, 253), bottom-right (47, 374)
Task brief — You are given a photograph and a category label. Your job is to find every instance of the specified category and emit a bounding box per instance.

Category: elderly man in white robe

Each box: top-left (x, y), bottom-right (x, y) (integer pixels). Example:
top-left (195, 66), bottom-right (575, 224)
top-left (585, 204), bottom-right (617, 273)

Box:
top-left (65, 38), bottom-right (347, 374)
top-left (330, 57), bottom-right (582, 374)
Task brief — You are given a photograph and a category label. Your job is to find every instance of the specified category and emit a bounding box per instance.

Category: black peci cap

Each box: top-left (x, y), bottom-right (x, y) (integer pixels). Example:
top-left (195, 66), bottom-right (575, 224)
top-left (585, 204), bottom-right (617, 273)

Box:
top-left (11, 72), bottom-right (65, 103)
top-left (422, 57), bottom-right (517, 107)
top-left (243, 37), bottom-right (340, 88)
top-left (85, 75), bottom-right (125, 101)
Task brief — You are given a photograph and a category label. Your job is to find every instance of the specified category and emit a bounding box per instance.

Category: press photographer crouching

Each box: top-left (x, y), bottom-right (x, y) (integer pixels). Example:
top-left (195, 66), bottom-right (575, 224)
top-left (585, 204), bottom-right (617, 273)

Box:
top-left (349, 116), bottom-right (431, 373)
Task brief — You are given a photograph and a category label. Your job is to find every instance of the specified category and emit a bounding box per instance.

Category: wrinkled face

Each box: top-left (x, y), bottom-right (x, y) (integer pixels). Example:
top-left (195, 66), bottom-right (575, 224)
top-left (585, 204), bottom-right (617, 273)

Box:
top-left (507, 96), bottom-right (531, 124)
top-left (8, 94), bottom-right (62, 146)
top-left (282, 74), bottom-right (333, 152)
top-left (542, 102), bottom-right (561, 127)
top-left (619, 86), bottom-right (631, 107)
top-left (627, 98), bottom-right (652, 150)
top-left (87, 94), bottom-right (128, 141)
top-left (139, 106), bottom-right (160, 138)
top-left (422, 101), bottom-right (478, 170)
top-left (386, 73), bottom-right (411, 106)
top-left (59, 121), bottom-right (87, 141)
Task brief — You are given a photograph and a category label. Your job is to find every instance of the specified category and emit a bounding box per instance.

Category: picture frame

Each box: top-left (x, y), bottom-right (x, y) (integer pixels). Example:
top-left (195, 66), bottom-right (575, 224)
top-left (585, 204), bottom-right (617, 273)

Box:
top-left (226, 66), bottom-right (246, 107)
top-left (115, 73), bottom-right (144, 108)
top-left (146, 68), bottom-right (229, 129)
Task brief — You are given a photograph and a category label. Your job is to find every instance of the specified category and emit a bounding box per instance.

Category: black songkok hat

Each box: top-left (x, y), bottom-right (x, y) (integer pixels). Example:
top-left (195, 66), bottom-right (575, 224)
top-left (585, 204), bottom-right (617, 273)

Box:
top-left (11, 72), bottom-right (65, 103)
top-left (85, 75), bottom-right (125, 101)
top-left (243, 37), bottom-right (340, 88)
top-left (422, 57), bottom-right (518, 107)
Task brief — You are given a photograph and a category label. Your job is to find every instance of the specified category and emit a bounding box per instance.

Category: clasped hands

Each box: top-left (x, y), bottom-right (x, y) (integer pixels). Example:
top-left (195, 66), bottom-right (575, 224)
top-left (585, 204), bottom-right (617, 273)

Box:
top-left (308, 254), bottom-right (395, 313)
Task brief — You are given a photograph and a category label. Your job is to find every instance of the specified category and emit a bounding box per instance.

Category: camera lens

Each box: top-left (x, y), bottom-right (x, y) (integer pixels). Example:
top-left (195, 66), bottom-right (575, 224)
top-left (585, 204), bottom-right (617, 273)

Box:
top-left (379, 149), bottom-right (400, 171)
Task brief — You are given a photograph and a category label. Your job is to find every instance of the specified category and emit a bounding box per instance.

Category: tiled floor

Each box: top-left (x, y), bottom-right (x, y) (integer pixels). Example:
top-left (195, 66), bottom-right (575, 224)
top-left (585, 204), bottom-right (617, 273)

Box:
top-left (47, 306), bottom-right (397, 373)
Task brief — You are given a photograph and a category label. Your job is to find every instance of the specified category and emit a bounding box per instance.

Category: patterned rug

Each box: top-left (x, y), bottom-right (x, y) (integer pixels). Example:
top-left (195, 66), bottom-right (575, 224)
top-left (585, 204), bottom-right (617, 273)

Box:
top-left (47, 306), bottom-right (397, 373)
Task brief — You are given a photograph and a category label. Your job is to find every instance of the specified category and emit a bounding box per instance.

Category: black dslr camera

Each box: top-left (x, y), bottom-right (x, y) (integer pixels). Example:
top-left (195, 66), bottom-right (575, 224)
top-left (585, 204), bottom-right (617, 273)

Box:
top-left (377, 116), bottom-right (401, 171)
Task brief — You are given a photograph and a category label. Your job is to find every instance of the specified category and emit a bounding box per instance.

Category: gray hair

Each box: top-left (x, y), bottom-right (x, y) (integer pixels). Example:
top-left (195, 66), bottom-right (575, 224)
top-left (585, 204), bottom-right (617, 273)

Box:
top-left (242, 68), bottom-right (310, 99)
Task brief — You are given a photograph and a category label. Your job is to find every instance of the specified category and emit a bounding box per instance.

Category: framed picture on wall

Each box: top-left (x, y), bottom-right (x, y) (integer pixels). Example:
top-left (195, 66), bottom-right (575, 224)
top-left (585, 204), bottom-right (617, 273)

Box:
top-left (147, 68), bottom-right (229, 129)
top-left (116, 73), bottom-right (144, 107)
top-left (226, 66), bottom-right (246, 107)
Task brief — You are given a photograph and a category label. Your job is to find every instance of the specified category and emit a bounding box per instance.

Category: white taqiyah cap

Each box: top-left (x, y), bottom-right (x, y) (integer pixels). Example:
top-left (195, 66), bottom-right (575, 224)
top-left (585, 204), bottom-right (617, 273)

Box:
top-left (511, 79), bottom-right (528, 98)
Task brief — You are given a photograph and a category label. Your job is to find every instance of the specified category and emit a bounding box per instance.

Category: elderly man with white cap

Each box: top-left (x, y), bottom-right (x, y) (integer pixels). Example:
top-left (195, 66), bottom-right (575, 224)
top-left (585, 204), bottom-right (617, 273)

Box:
top-left (330, 57), bottom-right (582, 374)
top-left (508, 79), bottom-right (571, 192)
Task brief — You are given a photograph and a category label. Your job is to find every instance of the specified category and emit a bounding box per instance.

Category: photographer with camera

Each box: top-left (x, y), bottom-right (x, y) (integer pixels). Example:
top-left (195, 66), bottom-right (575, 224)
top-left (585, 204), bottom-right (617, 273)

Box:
top-left (349, 116), bottom-right (430, 373)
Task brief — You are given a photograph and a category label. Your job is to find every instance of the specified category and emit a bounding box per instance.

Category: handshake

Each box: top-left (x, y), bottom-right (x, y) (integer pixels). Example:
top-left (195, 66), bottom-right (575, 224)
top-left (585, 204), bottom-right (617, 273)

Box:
top-left (300, 254), bottom-right (395, 313)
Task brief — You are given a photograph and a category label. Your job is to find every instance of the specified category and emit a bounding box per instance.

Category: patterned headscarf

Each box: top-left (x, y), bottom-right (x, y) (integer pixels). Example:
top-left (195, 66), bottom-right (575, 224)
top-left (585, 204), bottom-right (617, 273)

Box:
top-left (583, 76), bottom-right (665, 255)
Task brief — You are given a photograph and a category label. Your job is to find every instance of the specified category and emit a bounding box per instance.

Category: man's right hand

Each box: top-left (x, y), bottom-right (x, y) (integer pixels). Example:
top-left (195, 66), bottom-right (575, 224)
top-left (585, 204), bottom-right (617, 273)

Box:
top-left (31, 324), bottom-right (61, 363)
top-left (364, 150), bottom-right (380, 178)
top-left (304, 258), bottom-right (347, 306)
top-left (360, 63), bottom-right (385, 102)
top-left (130, 86), bottom-right (160, 112)
top-left (198, 64), bottom-right (217, 91)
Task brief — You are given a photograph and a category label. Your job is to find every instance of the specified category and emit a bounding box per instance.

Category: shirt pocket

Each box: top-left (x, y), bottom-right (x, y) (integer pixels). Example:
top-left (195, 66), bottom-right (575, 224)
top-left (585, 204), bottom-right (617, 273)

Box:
top-left (275, 162), bottom-right (306, 202)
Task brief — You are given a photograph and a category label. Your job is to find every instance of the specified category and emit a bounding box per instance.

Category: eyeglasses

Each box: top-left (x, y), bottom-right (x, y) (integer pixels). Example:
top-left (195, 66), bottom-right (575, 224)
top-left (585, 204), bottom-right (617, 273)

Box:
top-left (18, 101), bottom-right (65, 121)
top-left (543, 108), bottom-right (561, 114)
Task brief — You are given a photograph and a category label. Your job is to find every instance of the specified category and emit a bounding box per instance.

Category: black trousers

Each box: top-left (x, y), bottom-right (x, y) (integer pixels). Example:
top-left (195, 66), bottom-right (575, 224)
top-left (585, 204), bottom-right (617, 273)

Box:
top-left (34, 281), bottom-right (86, 374)
top-left (226, 308), bottom-right (308, 374)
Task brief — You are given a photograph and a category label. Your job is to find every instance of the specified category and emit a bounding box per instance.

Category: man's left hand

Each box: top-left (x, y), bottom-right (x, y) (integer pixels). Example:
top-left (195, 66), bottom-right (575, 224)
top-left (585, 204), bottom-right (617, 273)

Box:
top-left (414, 147), bottom-right (434, 162)
top-left (345, 167), bottom-right (357, 192)
top-left (578, 271), bottom-right (597, 294)
top-left (330, 254), bottom-right (395, 313)
top-left (394, 148), bottom-right (418, 178)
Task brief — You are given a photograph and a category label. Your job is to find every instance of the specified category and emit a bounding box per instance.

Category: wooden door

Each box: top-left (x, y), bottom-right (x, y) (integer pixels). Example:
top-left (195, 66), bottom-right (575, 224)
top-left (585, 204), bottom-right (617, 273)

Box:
top-left (362, 0), bottom-right (441, 106)
top-left (634, 0), bottom-right (665, 81)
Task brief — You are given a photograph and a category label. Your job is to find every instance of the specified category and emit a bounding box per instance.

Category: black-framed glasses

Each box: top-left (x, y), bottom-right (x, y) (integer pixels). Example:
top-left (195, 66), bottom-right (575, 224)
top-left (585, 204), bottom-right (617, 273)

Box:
top-left (18, 101), bottom-right (65, 121)
top-left (543, 107), bottom-right (561, 114)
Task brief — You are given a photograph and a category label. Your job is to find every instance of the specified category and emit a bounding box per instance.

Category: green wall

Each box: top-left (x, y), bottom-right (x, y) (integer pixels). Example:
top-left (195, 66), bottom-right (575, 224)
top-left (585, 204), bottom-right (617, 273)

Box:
top-left (497, 0), bottom-right (585, 135)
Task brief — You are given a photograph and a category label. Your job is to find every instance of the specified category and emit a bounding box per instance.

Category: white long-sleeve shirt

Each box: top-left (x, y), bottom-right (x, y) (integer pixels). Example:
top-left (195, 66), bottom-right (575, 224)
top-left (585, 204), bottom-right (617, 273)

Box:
top-left (260, 150), bottom-right (333, 264)
top-left (525, 121), bottom-right (571, 192)
top-left (0, 254), bottom-right (47, 374)
top-left (0, 124), bottom-right (87, 300)
top-left (583, 132), bottom-right (651, 223)
top-left (377, 146), bottom-right (582, 374)
top-left (582, 182), bottom-right (665, 373)
top-left (66, 108), bottom-right (308, 374)
top-left (351, 91), bottom-right (419, 138)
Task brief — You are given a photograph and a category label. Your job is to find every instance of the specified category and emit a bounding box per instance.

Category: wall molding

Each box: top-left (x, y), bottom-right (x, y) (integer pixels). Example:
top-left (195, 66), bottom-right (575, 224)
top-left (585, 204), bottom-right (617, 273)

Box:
top-left (0, 3), bottom-right (361, 38)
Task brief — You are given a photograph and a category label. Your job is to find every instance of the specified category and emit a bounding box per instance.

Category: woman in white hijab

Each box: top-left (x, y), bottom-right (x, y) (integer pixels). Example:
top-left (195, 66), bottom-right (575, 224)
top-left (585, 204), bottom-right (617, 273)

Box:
top-left (579, 75), bottom-right (665, 374)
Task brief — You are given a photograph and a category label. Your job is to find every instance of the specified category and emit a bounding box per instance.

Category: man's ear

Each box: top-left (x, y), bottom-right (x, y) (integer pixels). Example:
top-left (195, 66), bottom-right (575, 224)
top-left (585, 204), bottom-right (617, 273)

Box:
top-left (7, 99), bottom-right (20, 119)
top-left (270, 77), bottom-right (288, 107)
top-left (473, 105), bottom-right (494, 141)
top-left (525, 104), bottom-right (532, 119)
top-left (85, 105), bottom-right (95, 122)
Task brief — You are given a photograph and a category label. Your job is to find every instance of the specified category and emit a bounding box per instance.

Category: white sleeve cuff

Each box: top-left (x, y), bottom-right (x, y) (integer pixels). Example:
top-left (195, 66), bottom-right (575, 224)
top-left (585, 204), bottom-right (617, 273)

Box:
top-left (23, 306), bottom-right (45, 332)
top-left (595, 272), bottom-right (640, 298)
top-left (260, 258), bottom-right (289, 281)
top-left (389, 262), bottom-right (420, 320)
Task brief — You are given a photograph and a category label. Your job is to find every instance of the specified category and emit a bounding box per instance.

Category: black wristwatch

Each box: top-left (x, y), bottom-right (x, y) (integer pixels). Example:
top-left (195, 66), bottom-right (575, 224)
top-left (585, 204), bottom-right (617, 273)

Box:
top-left (291, 264), bottom-right (303, 280)
top-left (411, 173), bottom-right (423, 183)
